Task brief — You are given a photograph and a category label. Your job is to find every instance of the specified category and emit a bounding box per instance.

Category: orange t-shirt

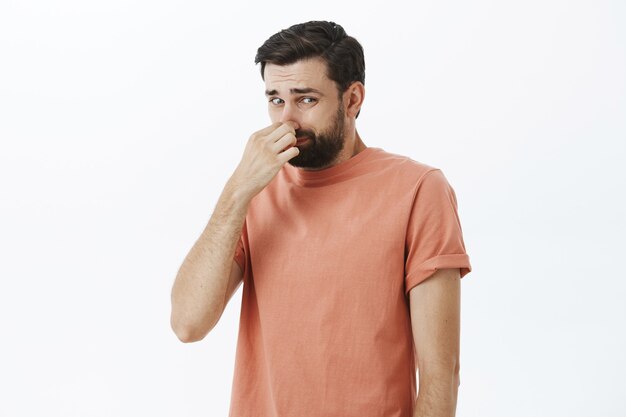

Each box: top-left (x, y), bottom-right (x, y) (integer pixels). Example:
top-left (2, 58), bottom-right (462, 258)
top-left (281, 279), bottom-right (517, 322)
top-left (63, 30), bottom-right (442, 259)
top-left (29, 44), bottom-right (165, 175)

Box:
top-left (230, 146), bottom-right (471, 417)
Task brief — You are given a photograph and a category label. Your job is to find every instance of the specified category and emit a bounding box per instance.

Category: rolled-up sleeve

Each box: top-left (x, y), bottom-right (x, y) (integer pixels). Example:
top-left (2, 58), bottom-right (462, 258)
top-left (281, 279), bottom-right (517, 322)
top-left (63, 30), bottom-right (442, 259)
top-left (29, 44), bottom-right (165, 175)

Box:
top-left (404, 169), bottom-right (472, 296)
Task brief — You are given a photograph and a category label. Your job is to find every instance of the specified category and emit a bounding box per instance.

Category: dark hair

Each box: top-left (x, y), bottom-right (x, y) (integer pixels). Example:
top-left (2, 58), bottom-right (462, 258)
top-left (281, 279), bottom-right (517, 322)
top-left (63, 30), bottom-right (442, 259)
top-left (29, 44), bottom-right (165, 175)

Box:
top-left (255, 20), bottom-right (365, 119)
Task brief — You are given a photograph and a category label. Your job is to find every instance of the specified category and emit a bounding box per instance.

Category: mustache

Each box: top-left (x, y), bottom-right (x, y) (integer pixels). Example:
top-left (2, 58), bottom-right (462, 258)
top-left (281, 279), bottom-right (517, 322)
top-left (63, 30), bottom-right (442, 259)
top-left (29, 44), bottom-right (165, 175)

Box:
top-left (295, 129), bottom-right (315, 139)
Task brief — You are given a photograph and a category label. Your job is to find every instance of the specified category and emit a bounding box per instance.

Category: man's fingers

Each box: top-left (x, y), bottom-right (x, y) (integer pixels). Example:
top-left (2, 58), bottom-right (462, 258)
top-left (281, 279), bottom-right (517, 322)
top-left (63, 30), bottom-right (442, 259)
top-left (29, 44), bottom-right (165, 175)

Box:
top-left (254, 122), bottom-right (283, 137)
top-left (278, 144), bottom-right (300, 163)
top-left (267, 123), bottom-right (296, 143)
top-left (272, 130), bottom-right (297, 154)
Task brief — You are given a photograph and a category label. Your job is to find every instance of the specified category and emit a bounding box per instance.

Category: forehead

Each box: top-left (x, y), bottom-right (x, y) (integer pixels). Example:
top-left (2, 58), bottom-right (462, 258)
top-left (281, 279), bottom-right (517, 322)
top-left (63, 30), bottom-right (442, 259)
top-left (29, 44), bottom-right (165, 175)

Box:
top-left (264, 58), bottom-right (331, 91)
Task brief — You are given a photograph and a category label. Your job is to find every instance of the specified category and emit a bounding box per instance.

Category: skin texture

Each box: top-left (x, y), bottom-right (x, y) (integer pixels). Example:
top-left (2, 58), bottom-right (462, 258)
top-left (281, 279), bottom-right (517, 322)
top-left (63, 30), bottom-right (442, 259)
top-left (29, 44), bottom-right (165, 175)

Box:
top-left (263, 57), bottom-right (367, 169)
top-left (171, 119), bottom-right (304, 342)
top-left (409, 268), bottom-right (461, 417)
top-left (170, 179), bottom-right (251, 342)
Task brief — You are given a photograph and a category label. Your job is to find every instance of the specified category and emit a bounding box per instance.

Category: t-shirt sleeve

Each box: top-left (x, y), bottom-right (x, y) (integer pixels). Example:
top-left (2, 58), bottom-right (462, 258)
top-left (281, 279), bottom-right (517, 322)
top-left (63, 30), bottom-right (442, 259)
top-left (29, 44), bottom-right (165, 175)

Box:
top-left (404, 169), bottom-right (472, 296)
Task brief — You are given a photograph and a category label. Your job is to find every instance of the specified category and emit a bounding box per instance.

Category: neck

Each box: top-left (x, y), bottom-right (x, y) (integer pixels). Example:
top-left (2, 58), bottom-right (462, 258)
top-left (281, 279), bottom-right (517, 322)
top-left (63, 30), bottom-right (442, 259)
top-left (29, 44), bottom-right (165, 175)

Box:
top-left (350, 129), bottom-right (367, 156)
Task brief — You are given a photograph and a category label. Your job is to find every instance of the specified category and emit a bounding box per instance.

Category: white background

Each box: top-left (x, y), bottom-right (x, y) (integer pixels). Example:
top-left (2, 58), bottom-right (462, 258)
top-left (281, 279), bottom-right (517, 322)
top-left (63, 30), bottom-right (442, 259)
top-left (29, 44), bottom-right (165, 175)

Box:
top-left (1, 1), bottom-right (624, 416)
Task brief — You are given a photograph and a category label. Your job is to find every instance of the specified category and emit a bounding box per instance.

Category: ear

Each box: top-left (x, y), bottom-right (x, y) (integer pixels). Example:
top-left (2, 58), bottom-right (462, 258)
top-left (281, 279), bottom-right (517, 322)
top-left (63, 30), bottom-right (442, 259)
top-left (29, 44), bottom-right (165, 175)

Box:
top-left (343, 81), bottom-right (364, 119)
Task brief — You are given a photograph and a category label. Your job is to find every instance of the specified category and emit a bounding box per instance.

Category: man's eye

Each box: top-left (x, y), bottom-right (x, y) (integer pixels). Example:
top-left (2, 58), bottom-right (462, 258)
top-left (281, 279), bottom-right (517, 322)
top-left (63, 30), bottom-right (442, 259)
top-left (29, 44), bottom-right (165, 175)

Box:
top-left (269, 98), bottom-right (283, 105)
top-left (301, 97), bottom-right (317, 104)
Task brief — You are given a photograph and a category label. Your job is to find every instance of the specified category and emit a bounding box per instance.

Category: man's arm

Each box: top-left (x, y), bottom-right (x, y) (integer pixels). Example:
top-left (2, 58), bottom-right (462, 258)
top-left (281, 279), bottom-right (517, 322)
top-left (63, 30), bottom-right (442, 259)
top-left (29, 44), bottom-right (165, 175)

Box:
top-left (170, 121), bottom-right (300, 343)
top-left (409, 268), bottom-right (461, 417)
top-left (170, 178), bottom-right (251, 343)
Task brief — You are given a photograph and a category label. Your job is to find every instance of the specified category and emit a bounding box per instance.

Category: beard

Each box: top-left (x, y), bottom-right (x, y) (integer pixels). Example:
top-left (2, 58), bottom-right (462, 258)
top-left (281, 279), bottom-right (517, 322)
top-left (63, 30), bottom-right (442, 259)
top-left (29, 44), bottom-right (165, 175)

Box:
top-left (287, 104), bottom-right (346, 170)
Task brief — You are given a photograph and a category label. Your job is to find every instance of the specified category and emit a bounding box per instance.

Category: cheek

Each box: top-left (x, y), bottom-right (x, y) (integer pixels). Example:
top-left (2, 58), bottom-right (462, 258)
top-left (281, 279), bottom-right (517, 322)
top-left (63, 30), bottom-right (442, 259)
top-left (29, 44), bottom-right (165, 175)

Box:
top-left (302, 107), bottom-right (324, 123)
top-left (267, 107), bottom-right (280, 122)
top-left (310, 113), bottom-right (331, 129)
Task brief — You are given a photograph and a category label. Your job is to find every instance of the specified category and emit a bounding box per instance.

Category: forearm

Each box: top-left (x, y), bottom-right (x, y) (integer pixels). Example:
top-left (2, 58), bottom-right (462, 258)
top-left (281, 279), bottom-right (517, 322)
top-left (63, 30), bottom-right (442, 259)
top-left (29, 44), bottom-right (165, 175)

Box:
top-left (170, 176), bottom-right (253, 342)
top-left (413, 371), bottom-right (460, 417)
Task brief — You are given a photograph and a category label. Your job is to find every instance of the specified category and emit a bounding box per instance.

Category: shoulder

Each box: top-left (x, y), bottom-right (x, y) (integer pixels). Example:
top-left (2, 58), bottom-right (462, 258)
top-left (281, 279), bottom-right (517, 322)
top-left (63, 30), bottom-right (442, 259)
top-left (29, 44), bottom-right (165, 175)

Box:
top-left (367, 147), bottom-right (442, 185)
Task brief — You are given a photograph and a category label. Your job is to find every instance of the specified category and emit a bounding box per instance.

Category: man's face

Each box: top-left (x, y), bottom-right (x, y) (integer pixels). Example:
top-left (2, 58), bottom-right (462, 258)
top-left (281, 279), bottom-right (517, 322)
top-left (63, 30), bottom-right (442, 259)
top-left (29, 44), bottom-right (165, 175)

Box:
top-left (264, 57), bottom-right (346, 169)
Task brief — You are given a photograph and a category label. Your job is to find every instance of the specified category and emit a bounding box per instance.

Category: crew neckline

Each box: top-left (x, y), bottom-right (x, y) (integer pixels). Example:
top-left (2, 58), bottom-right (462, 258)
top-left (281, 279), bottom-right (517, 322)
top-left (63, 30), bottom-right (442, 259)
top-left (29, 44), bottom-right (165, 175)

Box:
top-left (284, 146), bottom-right (381, 187)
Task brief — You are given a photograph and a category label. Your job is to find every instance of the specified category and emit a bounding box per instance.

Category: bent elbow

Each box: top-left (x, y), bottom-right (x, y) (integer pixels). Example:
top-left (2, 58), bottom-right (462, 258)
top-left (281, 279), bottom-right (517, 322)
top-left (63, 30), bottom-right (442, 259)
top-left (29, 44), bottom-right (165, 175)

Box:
top-left (171, 315), bottom-right (215, 343)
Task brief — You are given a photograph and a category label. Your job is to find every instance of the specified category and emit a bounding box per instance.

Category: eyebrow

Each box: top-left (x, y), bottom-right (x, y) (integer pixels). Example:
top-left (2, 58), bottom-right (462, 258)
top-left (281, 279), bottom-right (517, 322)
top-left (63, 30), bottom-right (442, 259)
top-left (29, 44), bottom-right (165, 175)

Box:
top-left (265, 87), bottom-right (325, 96)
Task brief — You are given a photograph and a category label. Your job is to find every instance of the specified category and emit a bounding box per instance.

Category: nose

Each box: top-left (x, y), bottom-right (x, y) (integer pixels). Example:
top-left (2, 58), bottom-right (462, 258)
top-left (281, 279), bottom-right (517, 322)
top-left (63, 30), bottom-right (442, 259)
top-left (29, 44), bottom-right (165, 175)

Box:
top-left (279, 104), bottom-right (300, 130)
